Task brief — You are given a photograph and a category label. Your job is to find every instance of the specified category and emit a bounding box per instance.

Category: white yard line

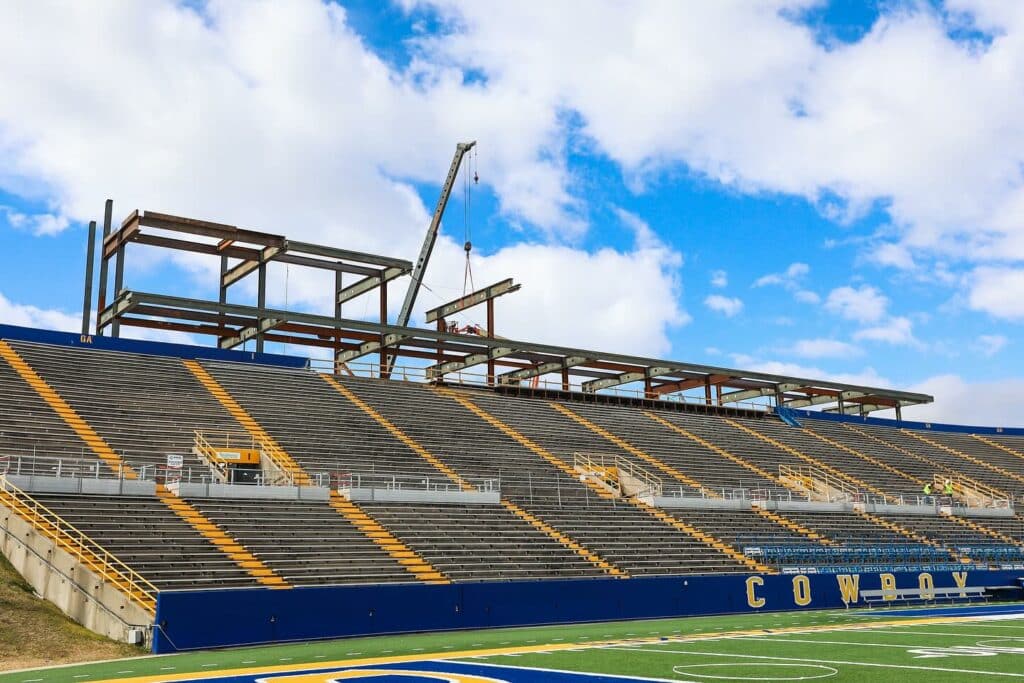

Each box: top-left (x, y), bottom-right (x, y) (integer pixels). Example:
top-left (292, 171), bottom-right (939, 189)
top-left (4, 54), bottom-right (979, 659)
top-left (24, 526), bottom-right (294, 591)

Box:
top-left (605, 646), bottom-right (1024, 677)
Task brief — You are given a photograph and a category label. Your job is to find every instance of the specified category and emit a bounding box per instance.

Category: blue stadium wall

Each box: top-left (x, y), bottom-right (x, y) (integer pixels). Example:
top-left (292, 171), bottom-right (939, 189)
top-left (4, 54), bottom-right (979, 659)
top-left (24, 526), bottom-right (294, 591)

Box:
top-left (151, 568), bottom-right (1020, 653)
top-left (0, 323), bottom-right (308, 369)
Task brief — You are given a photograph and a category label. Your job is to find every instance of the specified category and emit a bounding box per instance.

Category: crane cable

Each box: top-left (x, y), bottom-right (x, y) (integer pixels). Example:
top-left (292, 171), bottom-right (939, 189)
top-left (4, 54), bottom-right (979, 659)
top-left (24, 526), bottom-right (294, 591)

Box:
top-left (462, 146), bottom-right (478, 297)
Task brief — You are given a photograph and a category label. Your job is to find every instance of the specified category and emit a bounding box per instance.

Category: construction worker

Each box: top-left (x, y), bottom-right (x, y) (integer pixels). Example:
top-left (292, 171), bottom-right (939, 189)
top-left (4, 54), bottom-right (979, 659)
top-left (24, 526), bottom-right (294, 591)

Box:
top-left (944, 479), bottom-right (954, 496)
top-left (923, 481), bottom-right (933, 496)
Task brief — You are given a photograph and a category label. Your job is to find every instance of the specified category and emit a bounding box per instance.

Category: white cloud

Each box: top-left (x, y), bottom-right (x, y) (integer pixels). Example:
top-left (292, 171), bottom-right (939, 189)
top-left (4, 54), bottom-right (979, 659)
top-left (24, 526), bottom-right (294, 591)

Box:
top-left (790, 338), bottom-right (862, 359)
top-left (0, 291), bottom-right (79, 331)
top-left (0, 1), bottom-right (689, 356)
top-left (704, 294), bottom-right (744, 318)
top-left (413, 1), bottom-right (1024, 317)
top-left (892, 374), bottom-right (1024, 427)
top-left (754, 262), bottom-right (810, 289)
top-left (729, 353), bottom-right (892, 389)
top-left (710, 270), bottom-right (728, 288)
top-left (825, 284), bottom-right (889, 323)
top-left (1, 207), bottom-right (69, 236)
top-left (853, 315), bottom-right (919, 347)
top-left (794, 289), bottom-right (820, 304)
top-left (968, 266), bottom-right (1024, 320)
top-left (972, 333), bottom-right (1008, 357)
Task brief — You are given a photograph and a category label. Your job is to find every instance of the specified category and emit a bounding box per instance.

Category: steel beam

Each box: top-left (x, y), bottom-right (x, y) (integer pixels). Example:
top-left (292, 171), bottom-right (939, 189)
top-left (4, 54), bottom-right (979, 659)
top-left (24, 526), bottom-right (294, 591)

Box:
top-left (649, 373), bottom-right (733, 396)
top-left (81, 221), bottom-right (96, 336)
top-left (424, 279), bottom-right (521, 323)
top-left (336, 267), bottom-right (406, 305)
top-left (497, 356), bottom-right (590, 385)
top-left (219, 317), bottom-right (283, 349)
top-left (719, 383), bottom-right (803, 404)
top-left (99, 290), bottom-right (933, 409)
top-left (426, 347), bottom-right (515, 380)
top-left (581, 366), bottom-right (675, 393)
top-left (96, 200), bottom-right (113, 335)
top-left (222, 245), bottom-right (284, 288)
top-left (286, 240), bottom-right (411, 270)
top-left (785, 391), bottom-right (866, 409)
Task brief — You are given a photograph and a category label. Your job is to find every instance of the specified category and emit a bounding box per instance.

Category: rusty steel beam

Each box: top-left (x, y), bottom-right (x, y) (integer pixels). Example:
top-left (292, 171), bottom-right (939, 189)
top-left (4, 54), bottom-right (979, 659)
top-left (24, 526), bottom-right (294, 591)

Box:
top-left (424, 279), bottom-right (521, 323)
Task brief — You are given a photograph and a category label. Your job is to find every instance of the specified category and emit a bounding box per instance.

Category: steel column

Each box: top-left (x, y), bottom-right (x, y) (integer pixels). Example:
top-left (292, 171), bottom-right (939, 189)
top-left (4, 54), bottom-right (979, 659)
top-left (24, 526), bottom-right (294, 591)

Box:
top-left (96, 200), bottom-right (113, 335)
top-left (81, 221), bottom-right (96, 336)
top-left (256, 262), bottom-right (266, 353)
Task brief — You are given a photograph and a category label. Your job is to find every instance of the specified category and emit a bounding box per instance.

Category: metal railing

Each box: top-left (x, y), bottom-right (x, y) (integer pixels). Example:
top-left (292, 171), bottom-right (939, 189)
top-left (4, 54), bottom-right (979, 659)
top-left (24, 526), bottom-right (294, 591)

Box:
top-left (573, 452), bottom-right (663, 499)
top-left (0, 476), bottom-right (158, 612)
top-left (337, 471), bottom-right (499, 494)
top-left (307, 358), bottom-right (773, 413)
top-left (779, 463), bottom-right (860, 503)
top-left (193, 430), bottom-right (309, 487)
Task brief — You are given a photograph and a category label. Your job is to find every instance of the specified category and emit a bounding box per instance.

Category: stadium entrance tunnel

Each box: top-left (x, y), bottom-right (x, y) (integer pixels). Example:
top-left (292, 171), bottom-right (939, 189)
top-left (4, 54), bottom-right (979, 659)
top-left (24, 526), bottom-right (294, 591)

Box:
top-left (151, 569), bottom-right (1020, 653)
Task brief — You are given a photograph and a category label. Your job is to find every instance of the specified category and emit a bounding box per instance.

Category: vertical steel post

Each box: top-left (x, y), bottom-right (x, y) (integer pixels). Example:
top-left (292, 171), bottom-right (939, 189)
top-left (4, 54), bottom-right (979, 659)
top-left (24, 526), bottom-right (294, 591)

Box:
top-left (561, 366), bottom-right (570, 392)
top-left (256, 262), bottom-right (266, 353)
top-left (486, 299), bottom-right (495, 386)
top-left (895, 404), bottom-right (903, 422)
top-left (96, 200), bottom-right (112, 335)
top-left (111, 237), bottom-right (125, 339)
top-left (334, 269), bottom-right (343, 374)
top-left (82, 221), bottom-right (96, 336)
top-left (379, 282), bottom-right (390, 377)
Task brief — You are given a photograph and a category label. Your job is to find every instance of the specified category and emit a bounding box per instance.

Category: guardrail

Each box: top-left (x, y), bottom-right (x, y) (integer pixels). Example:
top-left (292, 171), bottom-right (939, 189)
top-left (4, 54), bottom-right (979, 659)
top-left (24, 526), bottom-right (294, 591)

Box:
top-left (337, 472), bottom-right (499, 494)
top-left (573, 452), bottom-right (663, 499)
top-left (307, 358), bottom-right (773, 413)
top-left (779, 463), bottom-right (860, 503)
top-left (193, 430), bottom-right (299, 487)
top-left (0, 475), bottom-right (158, 613)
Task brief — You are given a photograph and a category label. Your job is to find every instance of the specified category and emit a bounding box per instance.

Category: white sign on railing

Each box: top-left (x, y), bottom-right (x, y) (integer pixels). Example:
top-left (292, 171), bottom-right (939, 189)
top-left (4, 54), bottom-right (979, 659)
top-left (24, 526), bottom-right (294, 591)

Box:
top-left (166, 454), bottom-right (184, 469)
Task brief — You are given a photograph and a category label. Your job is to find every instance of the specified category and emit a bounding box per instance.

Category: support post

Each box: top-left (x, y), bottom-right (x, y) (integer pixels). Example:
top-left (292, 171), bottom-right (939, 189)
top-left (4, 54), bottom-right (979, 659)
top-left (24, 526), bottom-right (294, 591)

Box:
top-left (561, 367), bottom-right (570, 392)
top-left (436, 318), bottom-right (445, 367)
top-left (895, 404), bottom-right (903, 422)
top-left (334, 270), bottom-right (343, 374)
top-left (81, 221), bottom-right (96, 336)
top-left (256, 262), bottom-right (266, 353)
top-left (704, 377), bottom-right (712, 406)
top-left (96, 200), bottom-right (112, 335)
top-left (111, 236), bottom-right (125, 339)
top-left (379, 283), bottom-right (390, 378)
top-left (486, 299), bottom-right (495, 386)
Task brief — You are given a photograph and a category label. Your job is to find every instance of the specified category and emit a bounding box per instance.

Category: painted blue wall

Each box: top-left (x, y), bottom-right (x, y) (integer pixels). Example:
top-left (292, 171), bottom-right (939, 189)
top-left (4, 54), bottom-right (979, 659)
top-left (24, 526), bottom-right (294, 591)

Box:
top-left (151, 569), bottom-right (1020, 653)
top-left (0, 324), bottom-right (308, 369)
top-left (779, 405), bottom-right (1024, 437)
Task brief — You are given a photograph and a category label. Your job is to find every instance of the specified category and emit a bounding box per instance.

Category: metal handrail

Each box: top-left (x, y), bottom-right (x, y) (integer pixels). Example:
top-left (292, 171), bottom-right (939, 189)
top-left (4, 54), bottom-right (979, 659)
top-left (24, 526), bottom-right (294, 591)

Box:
top-left (307, 358), bottom-right (773, 413)
top-left (572, 452), bottom-right (663, 498)
top-left (337, 471), bottom-right (500, 494)
top-left (0, 476), bottom-right (158, 612)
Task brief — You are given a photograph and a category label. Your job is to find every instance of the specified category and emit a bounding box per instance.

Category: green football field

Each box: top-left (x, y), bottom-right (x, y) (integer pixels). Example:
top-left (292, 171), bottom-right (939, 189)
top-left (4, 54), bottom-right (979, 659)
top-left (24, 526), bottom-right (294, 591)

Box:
top-left (4, 604), bottom-right (1024, 682)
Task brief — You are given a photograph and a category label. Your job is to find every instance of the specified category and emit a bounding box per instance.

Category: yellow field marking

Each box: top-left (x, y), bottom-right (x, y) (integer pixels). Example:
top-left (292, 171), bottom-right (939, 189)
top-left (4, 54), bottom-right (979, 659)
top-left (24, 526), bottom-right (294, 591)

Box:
top-left (549, 403), bottom-right (710, 495)
top-left (724, 418), bottom-right (893, 502)
top-left (92, 610), bottom-right (1024, 683)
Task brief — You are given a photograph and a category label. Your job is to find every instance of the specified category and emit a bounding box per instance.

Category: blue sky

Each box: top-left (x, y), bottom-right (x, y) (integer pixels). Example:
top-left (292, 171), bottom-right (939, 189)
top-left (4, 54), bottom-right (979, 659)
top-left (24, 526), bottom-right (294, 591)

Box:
top-left (1, 1), bottom-right (1024, 424)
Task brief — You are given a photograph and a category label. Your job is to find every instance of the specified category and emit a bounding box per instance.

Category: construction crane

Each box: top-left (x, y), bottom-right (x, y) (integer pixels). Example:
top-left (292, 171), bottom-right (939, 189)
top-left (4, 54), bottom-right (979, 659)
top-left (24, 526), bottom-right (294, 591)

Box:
top-left (396, 140), bottom-right (477, 327)
top-left (385, 140), bottom-right (476, 373)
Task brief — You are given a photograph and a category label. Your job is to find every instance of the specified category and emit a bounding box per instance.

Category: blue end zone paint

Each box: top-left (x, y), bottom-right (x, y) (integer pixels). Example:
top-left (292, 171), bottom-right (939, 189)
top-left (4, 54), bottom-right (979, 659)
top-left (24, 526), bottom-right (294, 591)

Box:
top-left (152, 569), bottom-right (1021, 653)
top-left (0, 324), bottom-right (308, 368)
top-left (166, 660), bottom-right (658, 682)
top-left (869, 603), bottom-right (1024, 619)
top-left (792, 404), bottom-right (1024, 436)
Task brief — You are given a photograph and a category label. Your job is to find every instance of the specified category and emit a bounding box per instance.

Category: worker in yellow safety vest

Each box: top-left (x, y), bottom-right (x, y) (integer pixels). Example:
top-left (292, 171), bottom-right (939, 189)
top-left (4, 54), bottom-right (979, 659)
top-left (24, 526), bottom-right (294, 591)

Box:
top-left (923, 482), bottom-right (933, 496)
top-left (944, 479), bottom-right (954, 496)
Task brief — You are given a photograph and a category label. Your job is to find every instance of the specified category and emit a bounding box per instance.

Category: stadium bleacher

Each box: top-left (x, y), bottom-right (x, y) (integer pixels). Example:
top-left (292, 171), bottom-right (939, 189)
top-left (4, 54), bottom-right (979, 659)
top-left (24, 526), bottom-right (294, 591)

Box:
top-left (3, 336), bottom-right (1024, 628)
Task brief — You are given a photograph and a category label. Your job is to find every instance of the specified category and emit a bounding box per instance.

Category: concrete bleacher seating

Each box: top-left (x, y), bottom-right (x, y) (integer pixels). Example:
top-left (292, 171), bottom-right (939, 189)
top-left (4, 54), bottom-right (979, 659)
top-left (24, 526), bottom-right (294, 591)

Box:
top-left (336, 377), bottom-right (750, 575)
top-left (360, 502), bottom-right (605, 581)
top-left (5, 339), bottom-right (1024, 593)
top-left (185, 498), bottom-right (416, 585)
top-left (12, 341), bottom-right (238, 473)
top-left (28, 493), bottom-right (259, 590)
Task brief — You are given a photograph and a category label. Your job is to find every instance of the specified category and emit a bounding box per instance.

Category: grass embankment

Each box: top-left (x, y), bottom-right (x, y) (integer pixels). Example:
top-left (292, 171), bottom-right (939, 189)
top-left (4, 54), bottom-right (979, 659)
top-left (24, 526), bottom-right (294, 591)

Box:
top-left (0, 553), bottom-right (140, 672)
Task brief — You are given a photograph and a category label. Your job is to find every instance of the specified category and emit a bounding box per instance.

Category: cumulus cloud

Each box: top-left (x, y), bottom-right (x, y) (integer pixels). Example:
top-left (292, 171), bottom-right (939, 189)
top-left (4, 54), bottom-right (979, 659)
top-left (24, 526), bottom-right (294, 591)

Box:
top-left (972, 333), bottom-right (1008, 357)
top-left (790, 338), bottom-right (863, 359)
top-left (710, 270), bottom-right (728, 288)
top-left (704, 294), bottom-right (744, 318)
top-left (968, 267), bottom-right (1024, 320)
top-left (892, 374), bottom-right (1024, 427)
top-left (1, 207), bottom-right (69, 236)
top-left (853, 315), bottom-right (920, 347)
top-left (825, 285), bottom-right (889, 323)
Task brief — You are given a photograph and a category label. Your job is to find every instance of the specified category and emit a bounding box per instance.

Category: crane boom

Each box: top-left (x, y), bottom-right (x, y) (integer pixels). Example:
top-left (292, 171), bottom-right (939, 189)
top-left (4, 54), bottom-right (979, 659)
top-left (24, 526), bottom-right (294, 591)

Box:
top-left (396, 140), bottom-right (476, 328)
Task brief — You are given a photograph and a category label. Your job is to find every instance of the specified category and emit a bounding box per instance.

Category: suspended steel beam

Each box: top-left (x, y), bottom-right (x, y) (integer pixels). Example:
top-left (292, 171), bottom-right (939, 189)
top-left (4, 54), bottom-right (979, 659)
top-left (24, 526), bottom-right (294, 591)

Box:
top-left (424, 279), bottom-right (521, 323)
top-left (581, 366), bottom-right (676, 393)
top-left (719, 383), bottom-right (804, 404)
top-left (497, 356), bottom-right (590, 385)
top-left (426, 347), bottom-right (515, 380)
top-left (336, 266), bottom-right (407, 305)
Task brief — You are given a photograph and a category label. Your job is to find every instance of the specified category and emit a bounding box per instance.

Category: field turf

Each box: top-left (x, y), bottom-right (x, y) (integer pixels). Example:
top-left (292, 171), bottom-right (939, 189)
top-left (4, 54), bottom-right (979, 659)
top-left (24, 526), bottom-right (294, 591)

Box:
top-left (3, 603), bottom-right (1024, 682)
